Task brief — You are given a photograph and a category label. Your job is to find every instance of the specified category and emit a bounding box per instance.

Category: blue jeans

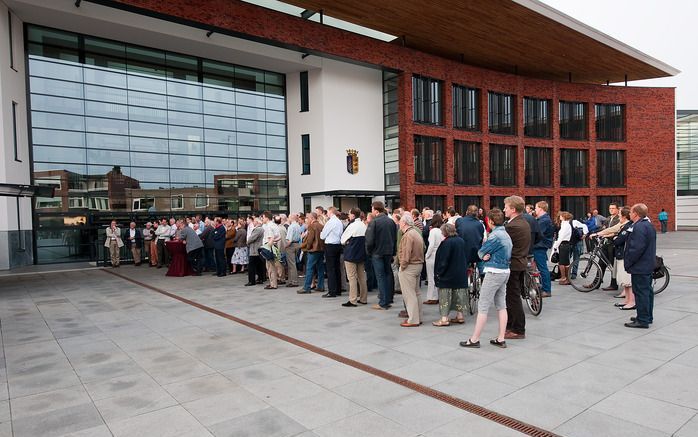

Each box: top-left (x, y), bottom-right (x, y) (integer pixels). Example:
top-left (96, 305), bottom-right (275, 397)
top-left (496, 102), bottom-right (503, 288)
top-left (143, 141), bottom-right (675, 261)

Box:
top-left (303, 252), bottom-right (325, 291)
top-left (533, 248), bottom-right (551, 293)
top-left (631, 273), bottom-right (653, 325)
top-left (570, 242), bottom-right (583, 276)
top-left (372, 255), bottom-right (394, 308)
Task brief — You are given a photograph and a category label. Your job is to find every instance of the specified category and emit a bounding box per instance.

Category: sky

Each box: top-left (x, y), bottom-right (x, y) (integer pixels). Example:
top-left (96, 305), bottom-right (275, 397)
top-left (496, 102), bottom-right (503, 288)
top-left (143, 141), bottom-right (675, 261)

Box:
top-left (539, 0), bottom-right (696, 109)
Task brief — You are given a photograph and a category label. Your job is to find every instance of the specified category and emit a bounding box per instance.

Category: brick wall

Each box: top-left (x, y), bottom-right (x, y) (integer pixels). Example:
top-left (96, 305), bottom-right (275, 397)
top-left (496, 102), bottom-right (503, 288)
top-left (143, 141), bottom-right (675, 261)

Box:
top-left (109, 0), bottom-right (676, 230)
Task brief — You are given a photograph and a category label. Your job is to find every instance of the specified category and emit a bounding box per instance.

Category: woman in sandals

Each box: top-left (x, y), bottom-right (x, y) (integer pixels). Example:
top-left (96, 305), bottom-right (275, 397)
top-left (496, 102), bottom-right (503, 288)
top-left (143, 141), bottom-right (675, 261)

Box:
top-left (460, 208), bottom-right (512, 348)
top-left (432, 223), bottom-right (468, 326)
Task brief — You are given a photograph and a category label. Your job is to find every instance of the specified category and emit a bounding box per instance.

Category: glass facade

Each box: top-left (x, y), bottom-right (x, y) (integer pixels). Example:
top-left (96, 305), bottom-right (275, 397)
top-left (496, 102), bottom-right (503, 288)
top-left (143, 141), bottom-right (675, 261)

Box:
top-left (677, 110), bottom-right (698, 195)
top-left (27, 25), bottom-right (288, 263)
top-left (383, 71), bottom-right (399, 191)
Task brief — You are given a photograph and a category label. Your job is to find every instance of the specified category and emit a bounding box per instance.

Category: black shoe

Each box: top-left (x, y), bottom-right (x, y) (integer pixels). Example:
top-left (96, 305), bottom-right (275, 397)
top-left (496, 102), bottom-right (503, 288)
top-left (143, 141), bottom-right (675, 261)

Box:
top-left (285, 283), bottom-right (298, 288)
top-left (459, 339), bottom-right (480, 348)
top-left (297, 289), bottom-right (312, 294)
top-left (357, 301), bottom-right (367, 305)
top-left (244, 282), bottom-right (255, 286)
top-left (613, 294), bottom-right (626, 299)
top-left (321, 293), bottom-right (338, 298)
top-left (630, 317), bottom-right (653, 324)
top-left (624, 321), bottom-right (649, 329)
top-left (614, 303), bottom-right (626, 307)
top-left (602, 286), bottom-right (619, 291)
top-left (619, 305), bottom-right (636, 311)
top-left (342, 301), bottom-right (357, 307)
top-left (256, 280), bottom-right (264, 284)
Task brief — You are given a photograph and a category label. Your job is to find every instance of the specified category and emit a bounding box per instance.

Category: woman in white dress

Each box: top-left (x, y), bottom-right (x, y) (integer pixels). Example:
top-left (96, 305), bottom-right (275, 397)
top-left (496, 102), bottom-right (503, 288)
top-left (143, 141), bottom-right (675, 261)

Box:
top-left (423, 214), bottom-right (444, 304)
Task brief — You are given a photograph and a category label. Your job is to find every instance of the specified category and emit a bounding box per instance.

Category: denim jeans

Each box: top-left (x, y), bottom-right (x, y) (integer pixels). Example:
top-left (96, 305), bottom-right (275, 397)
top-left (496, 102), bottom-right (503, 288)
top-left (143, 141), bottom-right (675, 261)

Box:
top-left (631, 273), bottom-right (654, 325)
top-left (303, 252), bottom-right (325, 291)
top-left (533, 248), bottom-right (551, 293)
top-left (372, 254), bottom-right (394, 308)
top-left (570, 242), bottom-right (583, 276)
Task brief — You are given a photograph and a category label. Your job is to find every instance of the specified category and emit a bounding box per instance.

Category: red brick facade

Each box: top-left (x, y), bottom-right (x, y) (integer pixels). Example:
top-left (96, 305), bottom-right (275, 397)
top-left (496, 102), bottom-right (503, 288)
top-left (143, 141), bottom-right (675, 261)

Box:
top-left (110, 0), bottom-right (676, 229)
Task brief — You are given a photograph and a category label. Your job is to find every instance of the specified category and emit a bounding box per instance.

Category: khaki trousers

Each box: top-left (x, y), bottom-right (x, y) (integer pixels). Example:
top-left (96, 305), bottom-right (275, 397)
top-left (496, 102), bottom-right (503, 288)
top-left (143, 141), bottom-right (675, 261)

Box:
top-left (285, 242), bottom-right (300, 285)
top-left (143, 240), bottom-right (151, 263)
top-left (398, 263), bottom-right (423, 324)
top-left (345, 261), bottom-right (368, 304)
top-left (109, 241), bottom-right (120, 266)
top-left (266, 259), bottom-right (279, 288)
top-left (131, 246), bottom-right (141, 264)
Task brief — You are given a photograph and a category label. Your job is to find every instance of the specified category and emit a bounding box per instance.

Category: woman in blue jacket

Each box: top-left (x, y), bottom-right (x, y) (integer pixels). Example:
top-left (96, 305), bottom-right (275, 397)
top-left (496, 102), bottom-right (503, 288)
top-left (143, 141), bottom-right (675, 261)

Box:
top-left (460, 208), bottom-right (513, 348)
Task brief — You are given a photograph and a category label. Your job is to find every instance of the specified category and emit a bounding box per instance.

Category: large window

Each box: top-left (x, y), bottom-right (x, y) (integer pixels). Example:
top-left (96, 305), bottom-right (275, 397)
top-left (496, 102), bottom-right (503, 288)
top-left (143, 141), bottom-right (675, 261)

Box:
top-left (300, 71), bottom-right (309, 112)
top-left (12, 101), bottom-right (20, 162)
top-left (524, 147), bottom-right (551, 187)
top-left (597, 196), bottom-right (626, 216)
top-left (488, 92), bottom-right (515, 135)
top-left (384, 72), bottom-right (399, 191)
top-left (489, 196), bottom-right (508, 210)
top-left (415, 195), bottom-right (445, 213)
top-left (560, 101), bottom-right (587, 140)
top-left (453, 85), bottom-right (479, 131)
top-left (454, 141), bottom-right (480, 185)
top-left (414, 135), bottom-right (444, 183)
top-left (597, 150), bottom-right (626, 187)
top-left (489, 144), bottom-right (517, 186)
top-left (301, 134), bottom-right (310, 175)
top-left (523, 97), bottom-right (550, 138)
top-left (560, 149), bottom-right (588, 187)
top-left (561, 196), bottom-right (588, 222)
top-left (455, 196), bottom-right (482, 215)
top-left (27, 25), bottom-right (288, 263)
top-left (595, 104), bottom-right (625, 141)
top-left (412, 75), bottom-right (442, 125)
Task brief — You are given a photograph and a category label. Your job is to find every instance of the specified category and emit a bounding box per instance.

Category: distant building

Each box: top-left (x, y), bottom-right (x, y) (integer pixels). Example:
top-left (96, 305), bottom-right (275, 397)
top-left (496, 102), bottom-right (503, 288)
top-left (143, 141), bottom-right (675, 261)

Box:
top-left (677, 110), bottom-right (698, 230)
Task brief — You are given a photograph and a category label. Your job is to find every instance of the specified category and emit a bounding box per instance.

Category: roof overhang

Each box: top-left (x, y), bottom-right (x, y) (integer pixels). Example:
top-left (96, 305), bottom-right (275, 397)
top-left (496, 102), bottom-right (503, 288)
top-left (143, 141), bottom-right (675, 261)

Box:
top-left (281, 0), bottom-right (679, 83)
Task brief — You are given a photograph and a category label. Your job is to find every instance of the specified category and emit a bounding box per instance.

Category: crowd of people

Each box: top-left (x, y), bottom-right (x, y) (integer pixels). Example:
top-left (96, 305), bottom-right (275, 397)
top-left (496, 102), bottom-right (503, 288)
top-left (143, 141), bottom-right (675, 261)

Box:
top-left (104, 196), bottom-right (659, 347)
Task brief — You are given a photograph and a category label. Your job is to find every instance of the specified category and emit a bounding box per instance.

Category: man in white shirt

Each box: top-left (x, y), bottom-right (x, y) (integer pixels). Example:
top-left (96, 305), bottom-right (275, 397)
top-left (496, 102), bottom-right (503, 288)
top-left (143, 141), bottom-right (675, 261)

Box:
top-left (340, 208), bottom-right (368, 307)
top-left (320, 206), bottom-right (344, 298)
top-left (285, 214), bottom-right (302, 287)
top-left (261, 211), bottom-right (281, 289)
top-left (154, 218), bottom-right (170, 268)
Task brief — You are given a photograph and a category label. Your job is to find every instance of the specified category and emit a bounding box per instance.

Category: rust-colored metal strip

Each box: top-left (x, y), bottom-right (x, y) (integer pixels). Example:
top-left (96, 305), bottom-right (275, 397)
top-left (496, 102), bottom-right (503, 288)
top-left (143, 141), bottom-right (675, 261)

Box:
top-left (103, 268), bottom-right (561, 437)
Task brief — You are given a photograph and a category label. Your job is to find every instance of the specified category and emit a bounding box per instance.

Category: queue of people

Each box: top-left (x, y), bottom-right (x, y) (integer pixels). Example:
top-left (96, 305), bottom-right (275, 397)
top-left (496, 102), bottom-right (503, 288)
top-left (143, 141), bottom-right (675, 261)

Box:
top-left (104, 196), bottom-right (659, 342)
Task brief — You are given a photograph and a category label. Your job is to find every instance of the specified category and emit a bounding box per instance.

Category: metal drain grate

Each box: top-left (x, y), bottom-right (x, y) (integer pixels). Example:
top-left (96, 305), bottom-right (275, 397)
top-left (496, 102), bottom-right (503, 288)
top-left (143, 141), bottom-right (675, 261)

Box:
top-left (103, 269), bottom-right (561, 437)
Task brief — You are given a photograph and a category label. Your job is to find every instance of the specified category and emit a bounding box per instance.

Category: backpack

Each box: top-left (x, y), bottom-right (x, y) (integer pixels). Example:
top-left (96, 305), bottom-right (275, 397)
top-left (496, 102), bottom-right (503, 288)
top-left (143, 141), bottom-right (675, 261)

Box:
top-left (652, 255), bottom-right (665, 279)
top-left (570, 224), bottom-right (584, 246)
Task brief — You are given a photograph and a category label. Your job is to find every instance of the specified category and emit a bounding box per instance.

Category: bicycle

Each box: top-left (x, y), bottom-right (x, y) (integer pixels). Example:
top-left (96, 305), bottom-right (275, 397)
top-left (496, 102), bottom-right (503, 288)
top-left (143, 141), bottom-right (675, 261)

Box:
top-left (523, 256), bottom-right (543, 316)
top-left (466, 263), bottom-right (481, 315)
top-left (570, 236), bottom-right (670, 294)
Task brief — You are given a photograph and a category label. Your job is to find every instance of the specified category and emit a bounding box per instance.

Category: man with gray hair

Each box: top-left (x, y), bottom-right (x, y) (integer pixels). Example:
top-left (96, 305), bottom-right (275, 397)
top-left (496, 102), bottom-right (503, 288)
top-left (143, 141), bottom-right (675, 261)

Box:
top-left (285, 213), bottom-right (302, 287)
top-left (397, 213), bottom-right (425, 326)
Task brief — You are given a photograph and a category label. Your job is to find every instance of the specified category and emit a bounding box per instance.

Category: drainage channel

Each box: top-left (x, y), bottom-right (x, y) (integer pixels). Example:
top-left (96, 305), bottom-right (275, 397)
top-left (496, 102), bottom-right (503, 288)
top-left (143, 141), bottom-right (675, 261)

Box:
top-left (103, 268), bottom-right (561, 437)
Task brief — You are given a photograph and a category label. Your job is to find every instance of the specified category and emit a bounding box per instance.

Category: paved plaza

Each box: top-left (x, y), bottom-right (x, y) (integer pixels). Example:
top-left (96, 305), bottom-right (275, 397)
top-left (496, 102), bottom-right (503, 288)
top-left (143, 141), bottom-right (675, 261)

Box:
top-left (1, 232), bottom-right (698, 437)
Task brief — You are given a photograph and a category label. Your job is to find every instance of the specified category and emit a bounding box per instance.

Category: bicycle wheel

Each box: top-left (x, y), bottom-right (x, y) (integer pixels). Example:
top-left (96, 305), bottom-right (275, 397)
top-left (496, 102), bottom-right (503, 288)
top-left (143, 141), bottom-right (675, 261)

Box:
top-left (467, 271), bottom-right (480, 315)
top-left (652, 267), bottom-right (670, 295)
top-left (524, 274), bottom-right (543, 316)
top-left (569, 256), bottom-right (602, 292)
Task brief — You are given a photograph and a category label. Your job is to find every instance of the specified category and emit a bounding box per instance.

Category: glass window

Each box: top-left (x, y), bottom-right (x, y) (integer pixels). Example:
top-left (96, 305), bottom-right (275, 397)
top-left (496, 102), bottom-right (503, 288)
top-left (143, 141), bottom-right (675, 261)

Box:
top-left (453, 85), bottom-right (479, 131)
top-left (414, 135), bottom-right (444, 183)
top-left (488, 92), bottom-right (515, 135)
top-left (33, 128), bottom-right (85, 147)
top-left (526, 196), bottom-right (553, 213)
top-left (455, 196), bottom-right (482, 215)
top-left (524, 147), bottom-right (552, 187)
top-left (595, 104), bottom-right (625, 141)
top-left (171, 195), bottom-right (184, 209)
top-left (84, 67), bottom-right (127, 88)
top-left (561, 196), bottom-right (588, 222)
top-left (489, 196), bottom-right (508, 210)
top-left (30, 77), bottom-right (84, 99)
top-left (597, 196), bottom-right (626, 216)
top-left (85, 117), bottom-right (128, 135)
top-left (85, 101), bottom-right (128, 120)
top-left (300, 71), bottom-right (309, 112)
top-left (559, 101), bottom-right (587, 140)
top-left (597, 150), bottom-right (626, 187)
top-left (454, 141), bottom-right (480, 185)
top-left (560, 149), bottom-right (588, 187)
top-left (86, 133), bottom-right (129, 151)
top-left (489, 144), bottom-right (517, 186)
top-left (302, 134), bottom-right (310, 174)
top-left (412, 75), bottom-right (442, 125)
top-left (415, 195), bottom-right (445, 213)
top-left (523, 97), bottom-right (551, 138)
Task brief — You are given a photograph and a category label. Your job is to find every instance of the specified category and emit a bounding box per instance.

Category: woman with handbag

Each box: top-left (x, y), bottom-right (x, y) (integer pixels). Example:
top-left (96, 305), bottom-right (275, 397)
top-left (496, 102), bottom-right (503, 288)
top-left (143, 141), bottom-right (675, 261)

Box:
top-left (612, 207), bottom-right (634, 310)
top-left (552, 211), bottom-right (574, 285)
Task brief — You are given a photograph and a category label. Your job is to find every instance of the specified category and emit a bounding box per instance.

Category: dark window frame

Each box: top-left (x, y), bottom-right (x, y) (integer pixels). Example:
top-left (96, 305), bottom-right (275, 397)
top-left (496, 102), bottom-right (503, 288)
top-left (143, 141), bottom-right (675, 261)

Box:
top-left (597, 196), bottom-right (626, 216)
top-left (301, 134), bottom-right (310, 175)
top-left (597, 150), bottom-right (626, 187)
top-left (561, 196), bottom-right (588, 222)
top-left (595, 103), bottom-right (625, 142)
top-left (415, 195), bottom-right (445, 213)
top-left (560, 149), bottom-right (588, 187)
top-left (412, 75), bottom-right (443, 126)
top-left (452, 84), bottom-right (480, 131)
top-left (299, 71), bottom-right (309, 112)
top-left (414, 135), bottom-right (445, 184)
top-left (488, 92), bottom-right (516, 135)
top-left (489, 144), bottom-right (517, 186)
top-left (455, 196), bottom-right (482, 214)
top-left (559, 101), bottom-right (587, 140)
top-left (524, 146), bottom-right (552, 187)
top-left (8, 10), bottom-right (16, 71)
top-left (12, 101), bottom-right (21, 162)
top-left (523, 97), bottom-right (551, 138)
top-left (454, 140), bottom-right (481, 185)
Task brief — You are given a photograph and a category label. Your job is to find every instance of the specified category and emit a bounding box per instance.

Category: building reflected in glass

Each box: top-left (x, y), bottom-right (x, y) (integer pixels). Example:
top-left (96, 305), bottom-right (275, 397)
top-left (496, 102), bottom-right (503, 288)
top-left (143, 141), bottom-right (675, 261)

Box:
top-left (27, 25), bottom-right (287, 263)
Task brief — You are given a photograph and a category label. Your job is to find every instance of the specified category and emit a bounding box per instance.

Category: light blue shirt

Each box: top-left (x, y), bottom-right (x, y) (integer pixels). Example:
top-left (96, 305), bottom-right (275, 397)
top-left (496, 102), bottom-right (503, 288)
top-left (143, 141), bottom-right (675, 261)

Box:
top-left (320, 215), bottom-right (343, 244)
top-left (286, 222), bottom-right (302, 244)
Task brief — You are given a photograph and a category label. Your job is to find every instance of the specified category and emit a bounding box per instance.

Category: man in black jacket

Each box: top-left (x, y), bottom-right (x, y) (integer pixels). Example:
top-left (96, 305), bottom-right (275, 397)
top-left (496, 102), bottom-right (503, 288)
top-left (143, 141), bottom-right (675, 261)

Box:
top-left (623, 204), bottom-right (657, 328)
top-left (455, 205), bottom-right (484, 266)
top-left (365, 201), bottom-right (397, 310)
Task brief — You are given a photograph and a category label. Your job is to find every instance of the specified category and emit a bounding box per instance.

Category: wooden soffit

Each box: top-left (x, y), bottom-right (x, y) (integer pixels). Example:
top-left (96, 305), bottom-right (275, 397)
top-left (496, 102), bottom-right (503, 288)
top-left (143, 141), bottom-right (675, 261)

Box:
top-left (282, 0), bottom-right (678, 83)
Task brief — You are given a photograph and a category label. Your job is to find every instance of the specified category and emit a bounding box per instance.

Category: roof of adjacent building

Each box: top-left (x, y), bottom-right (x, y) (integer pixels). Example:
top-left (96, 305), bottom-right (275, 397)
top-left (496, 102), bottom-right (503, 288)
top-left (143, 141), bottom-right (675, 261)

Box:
top-left (282, 0), bottom-right (679, 83)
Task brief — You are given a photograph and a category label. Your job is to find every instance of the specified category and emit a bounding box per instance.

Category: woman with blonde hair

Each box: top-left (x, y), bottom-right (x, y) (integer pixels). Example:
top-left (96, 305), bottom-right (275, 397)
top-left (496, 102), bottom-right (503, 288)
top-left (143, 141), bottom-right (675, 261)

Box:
top-left (553, 211), bottom-right (574, 285)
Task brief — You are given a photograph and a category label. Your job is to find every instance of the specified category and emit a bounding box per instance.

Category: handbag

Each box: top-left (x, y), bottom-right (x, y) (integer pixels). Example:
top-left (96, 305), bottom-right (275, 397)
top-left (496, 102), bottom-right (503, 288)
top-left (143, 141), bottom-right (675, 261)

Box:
top-left (550, 250), bottom-right (560, 264)
top-left (550, 264), bottom-right (561, 280)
